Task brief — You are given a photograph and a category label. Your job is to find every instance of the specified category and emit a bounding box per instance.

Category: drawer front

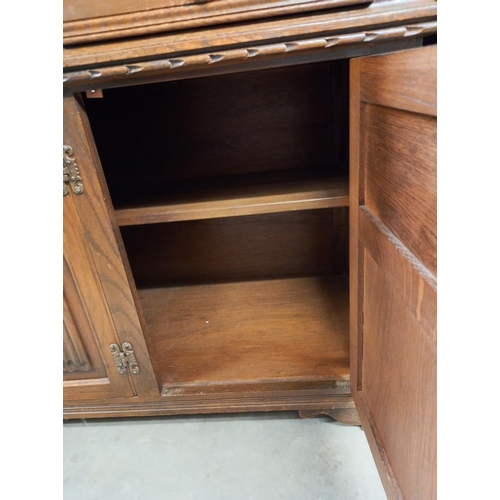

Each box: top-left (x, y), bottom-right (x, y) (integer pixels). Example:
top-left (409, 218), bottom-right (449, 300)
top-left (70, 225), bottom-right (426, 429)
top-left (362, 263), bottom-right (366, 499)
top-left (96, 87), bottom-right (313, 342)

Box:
top-left (63, 0), bottom-right (371, 45)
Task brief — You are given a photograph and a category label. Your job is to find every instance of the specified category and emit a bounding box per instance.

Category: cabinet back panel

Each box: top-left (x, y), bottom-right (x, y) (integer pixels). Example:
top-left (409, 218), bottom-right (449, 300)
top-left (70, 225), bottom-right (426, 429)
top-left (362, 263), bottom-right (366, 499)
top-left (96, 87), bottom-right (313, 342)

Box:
top-left (121, 208), bottom-right (348, 287)
top-left (85, 60), bottom-right (349, 206)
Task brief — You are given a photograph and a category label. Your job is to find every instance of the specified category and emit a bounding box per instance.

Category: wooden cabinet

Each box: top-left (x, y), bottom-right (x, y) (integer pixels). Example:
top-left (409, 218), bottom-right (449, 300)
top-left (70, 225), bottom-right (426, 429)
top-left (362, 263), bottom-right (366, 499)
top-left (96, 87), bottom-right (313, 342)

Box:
top-left (63, 1), bottom-right (436, 497)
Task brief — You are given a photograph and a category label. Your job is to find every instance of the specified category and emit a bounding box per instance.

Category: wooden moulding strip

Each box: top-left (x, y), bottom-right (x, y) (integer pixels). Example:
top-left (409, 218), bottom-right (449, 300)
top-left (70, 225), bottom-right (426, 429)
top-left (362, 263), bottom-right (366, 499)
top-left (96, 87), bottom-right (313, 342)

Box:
top-left (63, 1), bottom-right (437, 69)
top-left (63, 393), bottom-right (356, 419)
top-left (63, 21), bottom-right (437, 90)
top-left (63, 0), bottom-right (371, 45)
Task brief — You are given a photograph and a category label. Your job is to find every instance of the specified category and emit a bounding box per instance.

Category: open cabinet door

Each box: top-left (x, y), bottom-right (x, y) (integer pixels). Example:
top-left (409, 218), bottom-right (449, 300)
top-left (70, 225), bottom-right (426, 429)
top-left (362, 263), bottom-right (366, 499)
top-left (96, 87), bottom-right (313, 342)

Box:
top-left (63, 95), bottom-right (159, 408)
top-left (349, 46), bottom-right (436, 499)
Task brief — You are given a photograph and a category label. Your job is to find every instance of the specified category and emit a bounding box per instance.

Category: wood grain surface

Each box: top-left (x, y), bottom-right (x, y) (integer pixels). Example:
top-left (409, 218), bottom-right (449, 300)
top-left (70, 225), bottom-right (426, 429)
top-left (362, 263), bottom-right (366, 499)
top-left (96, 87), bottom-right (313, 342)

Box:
top-left (350, 45), bottom-right (436, 500)
top-left (362, 251), bottom-right (436, 498)
top-left (64, 95), bottom-right (160, 398)
top-left (64, 0), bottom-right (369, 45)
top-left (85, 62), bottom-right (349, 197)
top-left (362, 104), bottom-right (436, 275)
top-left (121, 209), bottom-right (348, 287)
top-left (63, 256), bottom-right (105, 380)
top-left (63, 1), bottom-right (437, 70)
top-left (63, 178), bottom-right (136, 401)
top-left (64, 391), bottom-right (355, 419)
top-left (139, 276), bottom-right (350, 394)
top-left (115, 172), bottom-right (348, 225)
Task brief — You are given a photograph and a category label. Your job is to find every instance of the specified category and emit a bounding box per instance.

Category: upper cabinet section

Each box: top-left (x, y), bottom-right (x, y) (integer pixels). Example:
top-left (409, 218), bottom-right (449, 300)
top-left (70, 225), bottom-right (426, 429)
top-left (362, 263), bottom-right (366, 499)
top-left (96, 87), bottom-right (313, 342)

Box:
top-left (63, 0), bottom-right (436, 84)
top-left (63, 0), bottom-right (371, 45)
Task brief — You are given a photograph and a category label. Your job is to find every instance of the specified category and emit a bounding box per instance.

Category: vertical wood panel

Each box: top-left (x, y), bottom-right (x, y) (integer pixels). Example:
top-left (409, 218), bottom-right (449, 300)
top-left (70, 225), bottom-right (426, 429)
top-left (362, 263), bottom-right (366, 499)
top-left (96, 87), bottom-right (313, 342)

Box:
top-left (350, 45), bottom-right (436, 500)
top-left (363, 104), bottom-right (437, 275)
top-left (63, 185), bottom-right (136, 400)
top-left (64, 94), bottom-right (160, 398)
top-left (359, 45), bottom-right (437, 116)
top-left (363, 252), bottom-right (436, 499)
top-left (63, 256), bottom-right (106, 380)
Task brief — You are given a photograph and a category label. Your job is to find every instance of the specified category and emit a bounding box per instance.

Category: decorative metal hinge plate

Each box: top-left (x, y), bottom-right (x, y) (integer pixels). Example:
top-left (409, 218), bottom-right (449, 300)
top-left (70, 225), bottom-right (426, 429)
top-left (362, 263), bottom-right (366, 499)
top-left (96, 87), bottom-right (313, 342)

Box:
top-left (63, 145), bottom-right (84, 196)
top-left (109, 342), bottom-right (140, 375)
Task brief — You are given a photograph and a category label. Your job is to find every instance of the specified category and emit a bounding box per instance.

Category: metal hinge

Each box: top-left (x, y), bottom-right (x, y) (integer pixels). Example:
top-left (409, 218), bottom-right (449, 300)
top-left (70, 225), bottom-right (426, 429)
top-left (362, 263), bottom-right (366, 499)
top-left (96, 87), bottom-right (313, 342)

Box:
top-left (109, 342), bottom-right (140, 375)
top-left (63, 145), bottom-right (84, 196)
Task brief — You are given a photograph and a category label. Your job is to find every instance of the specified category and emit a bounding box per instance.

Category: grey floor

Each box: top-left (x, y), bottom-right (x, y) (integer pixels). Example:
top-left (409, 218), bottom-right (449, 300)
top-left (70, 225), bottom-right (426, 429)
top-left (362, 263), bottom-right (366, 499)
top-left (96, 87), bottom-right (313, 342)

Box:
top-left (64, 412), bottom-right (386, 500)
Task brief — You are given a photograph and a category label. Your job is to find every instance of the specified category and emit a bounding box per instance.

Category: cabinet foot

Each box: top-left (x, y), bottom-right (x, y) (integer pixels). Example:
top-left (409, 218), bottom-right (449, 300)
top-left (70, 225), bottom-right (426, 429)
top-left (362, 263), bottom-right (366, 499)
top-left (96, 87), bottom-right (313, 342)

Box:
top-left (299, 409), bottom-right (361, 426)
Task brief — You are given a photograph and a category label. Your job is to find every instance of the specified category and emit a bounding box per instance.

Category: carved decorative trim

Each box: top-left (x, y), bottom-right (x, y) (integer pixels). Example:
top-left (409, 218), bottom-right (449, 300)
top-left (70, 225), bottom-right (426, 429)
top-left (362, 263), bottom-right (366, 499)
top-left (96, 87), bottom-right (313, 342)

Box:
top-left (63, 21), bottom-right (436, 87)
top-left (63, 322), bottom-right (91, 373)
top-left (63, 349), bottom-right (91, 372)
top-left (63, 145), bottom-right (84, 196)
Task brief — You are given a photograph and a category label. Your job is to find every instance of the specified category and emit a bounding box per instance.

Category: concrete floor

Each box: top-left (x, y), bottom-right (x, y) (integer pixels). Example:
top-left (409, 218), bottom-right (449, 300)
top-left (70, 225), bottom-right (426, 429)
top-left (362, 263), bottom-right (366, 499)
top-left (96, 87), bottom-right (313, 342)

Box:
top-left (64, 412), bottom-right (386, 500)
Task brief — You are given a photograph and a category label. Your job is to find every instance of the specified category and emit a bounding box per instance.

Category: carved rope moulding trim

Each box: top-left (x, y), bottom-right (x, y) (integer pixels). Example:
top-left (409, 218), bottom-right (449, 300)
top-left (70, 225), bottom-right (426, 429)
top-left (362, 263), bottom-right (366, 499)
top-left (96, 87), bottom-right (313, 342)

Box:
top-left (63, 21), bottom-right (437, 85)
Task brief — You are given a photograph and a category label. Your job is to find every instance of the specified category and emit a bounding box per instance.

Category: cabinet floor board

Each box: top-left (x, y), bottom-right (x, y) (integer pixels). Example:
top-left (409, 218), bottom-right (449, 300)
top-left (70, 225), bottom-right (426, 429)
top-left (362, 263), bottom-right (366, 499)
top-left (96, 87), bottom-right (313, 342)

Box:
top-left (139, 276), bottom-right (349, 394)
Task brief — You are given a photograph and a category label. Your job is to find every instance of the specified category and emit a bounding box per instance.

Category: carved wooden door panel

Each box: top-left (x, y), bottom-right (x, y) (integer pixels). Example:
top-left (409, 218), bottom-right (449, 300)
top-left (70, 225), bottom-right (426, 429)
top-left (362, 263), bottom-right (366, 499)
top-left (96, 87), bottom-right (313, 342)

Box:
top-left (63, 95), bottom-right (159, 407)
top-left (350, 46), bottom-right (437, 500)
top-left (63, 192), bottom-right (136, 401)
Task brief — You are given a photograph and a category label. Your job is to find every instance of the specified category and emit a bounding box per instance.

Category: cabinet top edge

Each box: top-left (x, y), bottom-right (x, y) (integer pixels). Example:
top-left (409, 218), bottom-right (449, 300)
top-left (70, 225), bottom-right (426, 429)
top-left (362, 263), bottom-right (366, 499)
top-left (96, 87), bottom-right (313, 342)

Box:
top-left (63, 0), bottom-right (437, 71)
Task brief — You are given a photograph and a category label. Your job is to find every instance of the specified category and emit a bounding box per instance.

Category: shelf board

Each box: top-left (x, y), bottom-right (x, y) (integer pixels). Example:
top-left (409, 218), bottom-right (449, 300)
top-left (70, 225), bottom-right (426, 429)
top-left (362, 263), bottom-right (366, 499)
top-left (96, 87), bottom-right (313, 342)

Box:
top-left (115, 170), bottom-right (348, 226)
top-left (139, 276), bottom-right (350, 395)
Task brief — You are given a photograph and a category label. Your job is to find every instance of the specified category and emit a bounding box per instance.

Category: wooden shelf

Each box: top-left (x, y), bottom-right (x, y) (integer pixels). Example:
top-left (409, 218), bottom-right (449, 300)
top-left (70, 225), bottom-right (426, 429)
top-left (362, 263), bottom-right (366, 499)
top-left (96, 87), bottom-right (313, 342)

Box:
top-left (115, 170), bottom-right (348, 226)
top-left (139, 276), bottom-right (350, 395)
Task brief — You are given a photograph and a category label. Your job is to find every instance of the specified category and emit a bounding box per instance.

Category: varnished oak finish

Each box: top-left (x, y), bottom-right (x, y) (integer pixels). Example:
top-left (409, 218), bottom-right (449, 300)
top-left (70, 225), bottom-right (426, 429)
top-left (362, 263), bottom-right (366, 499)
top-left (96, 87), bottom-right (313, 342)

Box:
top-left (64, 392), bottom-right (355, 419)
top-left (139, 276), bottom-right (350, 395)
top-left (63, 180), bottom-right (136, 401)
top-left (63, 0), bottom-right (437, 494)
top-left (85, 62), bottom-right (349, 196)
top-left (63, 1), bottom-right (436, 71)
top-left (64, 95), bottom-right (159, 399)
top-left (63, 257), bottom-right (103, 378)
top-left (121, 209), bottom-right (348, 287)
top-left (64, 0), bottom-right (369, 45)
top-left (350, 46), bottom-right (436, 500)
top-left (115, 172), bottom-right (348, 226)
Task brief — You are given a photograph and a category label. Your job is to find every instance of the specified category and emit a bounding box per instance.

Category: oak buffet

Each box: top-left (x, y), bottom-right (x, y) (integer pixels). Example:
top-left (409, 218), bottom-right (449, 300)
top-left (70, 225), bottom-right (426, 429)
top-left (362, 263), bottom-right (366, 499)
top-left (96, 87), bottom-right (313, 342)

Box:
top-left (63, 1), bottom-right (437, 498)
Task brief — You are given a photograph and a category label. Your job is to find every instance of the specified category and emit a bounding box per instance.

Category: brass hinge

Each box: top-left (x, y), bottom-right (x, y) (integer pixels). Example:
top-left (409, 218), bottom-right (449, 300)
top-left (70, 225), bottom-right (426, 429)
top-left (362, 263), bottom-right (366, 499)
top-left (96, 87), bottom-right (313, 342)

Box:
top-left (109, 342), bottom-right (140, 375)
top-left (63, 145), bottom-right (84, 196)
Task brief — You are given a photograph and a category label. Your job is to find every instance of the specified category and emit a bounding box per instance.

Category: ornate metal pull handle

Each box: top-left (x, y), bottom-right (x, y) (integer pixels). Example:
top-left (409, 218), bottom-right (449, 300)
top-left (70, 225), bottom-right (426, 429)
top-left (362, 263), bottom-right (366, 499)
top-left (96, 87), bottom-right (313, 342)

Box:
top-left (63, 145), bottom-right (84, 196)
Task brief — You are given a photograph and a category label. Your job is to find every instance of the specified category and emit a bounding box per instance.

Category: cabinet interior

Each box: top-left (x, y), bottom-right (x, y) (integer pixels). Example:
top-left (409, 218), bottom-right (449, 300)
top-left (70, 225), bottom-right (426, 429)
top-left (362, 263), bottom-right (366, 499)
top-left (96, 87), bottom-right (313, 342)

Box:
top-left (85, 59), bottom-right (351, 395)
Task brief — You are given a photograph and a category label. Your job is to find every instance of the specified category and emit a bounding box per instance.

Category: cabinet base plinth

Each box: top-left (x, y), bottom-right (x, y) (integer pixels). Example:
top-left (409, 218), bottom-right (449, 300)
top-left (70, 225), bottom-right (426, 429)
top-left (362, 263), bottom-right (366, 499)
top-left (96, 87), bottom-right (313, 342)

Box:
top-left (63, 392), bottom-right (355, 420)
top-left (299, 409), bottom-right (361, 426)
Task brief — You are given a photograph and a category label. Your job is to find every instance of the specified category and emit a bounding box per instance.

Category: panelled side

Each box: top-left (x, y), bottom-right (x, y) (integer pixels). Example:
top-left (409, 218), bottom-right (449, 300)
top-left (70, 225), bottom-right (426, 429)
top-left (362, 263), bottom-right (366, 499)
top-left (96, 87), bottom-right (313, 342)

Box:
top-left (350, 46), bottom-right (437, 500)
